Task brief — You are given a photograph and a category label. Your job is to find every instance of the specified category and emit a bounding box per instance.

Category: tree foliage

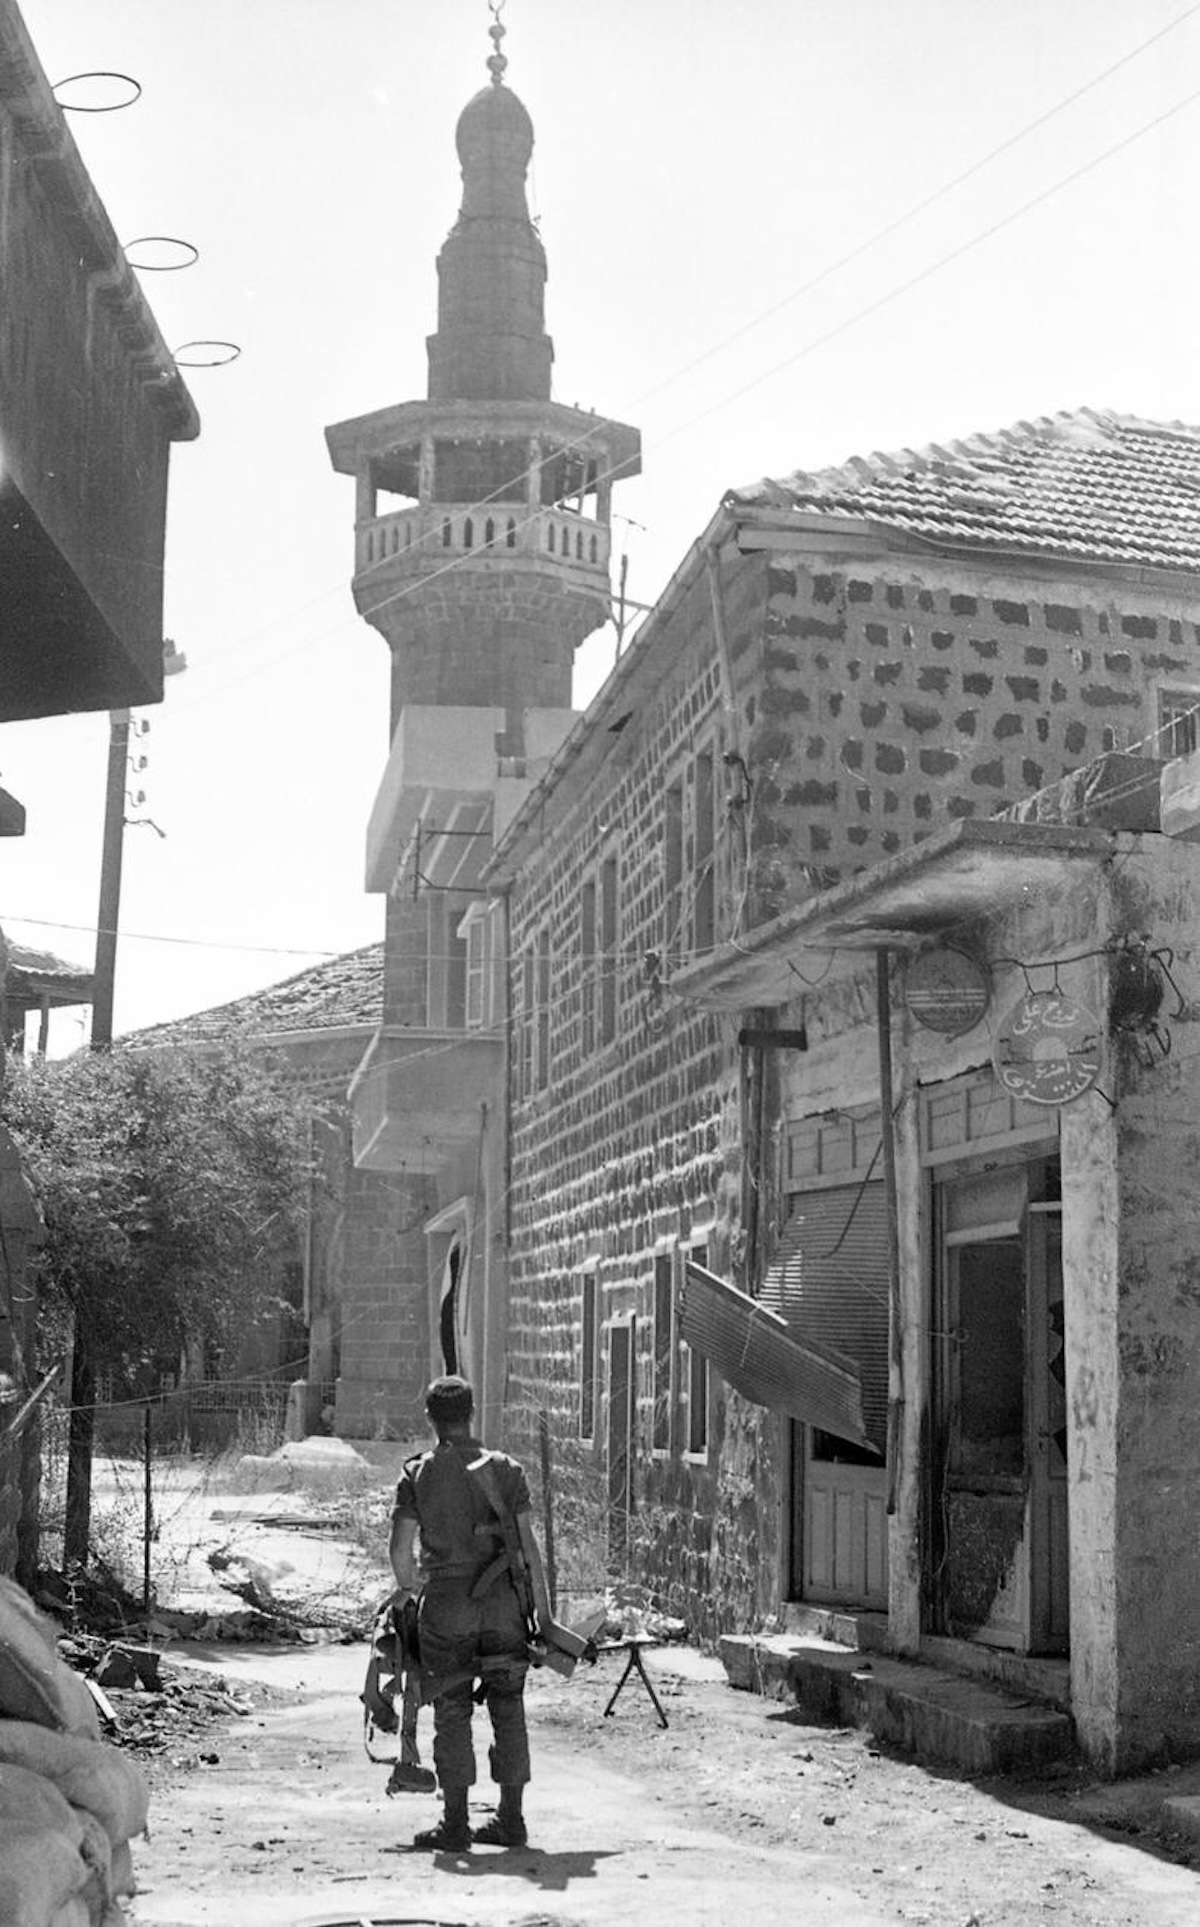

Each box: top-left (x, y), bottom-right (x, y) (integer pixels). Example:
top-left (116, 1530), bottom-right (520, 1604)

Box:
top-left (2, 1044), bottom-right (314, 1384)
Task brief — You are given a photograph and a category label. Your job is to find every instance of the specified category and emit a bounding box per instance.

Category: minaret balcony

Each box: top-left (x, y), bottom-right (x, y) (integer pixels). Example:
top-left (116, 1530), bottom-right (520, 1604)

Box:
top-left (355, 501), bottom-right (611, 589)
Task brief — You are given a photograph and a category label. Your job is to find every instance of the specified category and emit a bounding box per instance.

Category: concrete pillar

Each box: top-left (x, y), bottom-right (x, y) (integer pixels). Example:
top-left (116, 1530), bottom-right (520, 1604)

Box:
top-left (1059, 976), bottom-right (1121, 1770)
top-left (888, 985), bottom-right (924, 1656)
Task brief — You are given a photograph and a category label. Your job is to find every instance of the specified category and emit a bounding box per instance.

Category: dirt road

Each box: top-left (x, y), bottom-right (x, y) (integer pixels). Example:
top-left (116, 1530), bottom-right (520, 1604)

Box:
top-left (123, 1639), bottom-right (1200, 1927)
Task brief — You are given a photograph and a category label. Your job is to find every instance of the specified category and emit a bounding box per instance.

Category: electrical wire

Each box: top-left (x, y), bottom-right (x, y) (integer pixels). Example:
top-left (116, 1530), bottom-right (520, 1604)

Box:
top-left (148, 2), bottom-right (1200, 701)
top-left (150, 25), bottom-right (1200, 717)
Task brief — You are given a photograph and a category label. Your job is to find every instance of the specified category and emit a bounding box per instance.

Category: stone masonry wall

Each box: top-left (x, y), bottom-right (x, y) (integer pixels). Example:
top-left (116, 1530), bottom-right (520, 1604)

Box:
top-left (1097, 840), bottom-right (1200, 1766)
top-left (746, 560), bottom-right (1200, 914)
top-left (252, 1033), bottom-right (433, 1444)
top-left (505, 561), bottom-right (783, 1634)
top-left (376, 572), bottom-right (608, 722)
top-left (504, 535), bottom-right (1200, 1634)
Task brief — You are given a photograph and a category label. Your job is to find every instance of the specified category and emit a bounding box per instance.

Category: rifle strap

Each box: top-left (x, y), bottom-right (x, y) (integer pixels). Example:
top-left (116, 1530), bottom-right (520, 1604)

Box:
top-left (470, 1455), bottom-right (534, 1623)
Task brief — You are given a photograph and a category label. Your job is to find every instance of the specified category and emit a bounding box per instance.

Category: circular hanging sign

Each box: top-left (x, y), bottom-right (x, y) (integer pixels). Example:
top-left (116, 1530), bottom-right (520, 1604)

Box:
top-left (905, 945), bottom-right (991, 1036)
top-left (993, 988), bottom-right (1102, 1106)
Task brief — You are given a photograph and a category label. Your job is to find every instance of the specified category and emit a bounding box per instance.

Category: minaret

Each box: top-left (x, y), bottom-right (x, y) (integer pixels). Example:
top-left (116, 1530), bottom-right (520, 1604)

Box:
top-left (324, 13), bottom-right (640, 1438)
top-left (326, 11), bottom-right (641, 741)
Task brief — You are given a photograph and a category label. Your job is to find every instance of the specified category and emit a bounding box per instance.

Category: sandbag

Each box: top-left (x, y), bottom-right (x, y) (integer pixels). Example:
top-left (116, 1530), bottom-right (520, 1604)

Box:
top-left (74, 1806), bottom-right (114, 1922)
top-left (0, 1763), bottom-right (91, 1927)
top-left (108, 1841), bottom-right (134, 1900)
top-left (0, 1580), bottom-right (100, 1738)
top-left (0, 1722), bottom-right (148, 1844)
top-left (0, 1759), bottom-right (85, 1840)
top-left (46, 1905), bottom-right (90, 1927)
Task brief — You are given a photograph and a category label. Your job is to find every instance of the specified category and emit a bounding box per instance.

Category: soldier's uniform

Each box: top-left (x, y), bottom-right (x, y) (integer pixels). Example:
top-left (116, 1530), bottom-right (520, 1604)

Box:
top-left (392, 1436), bottom-right (532, 1794)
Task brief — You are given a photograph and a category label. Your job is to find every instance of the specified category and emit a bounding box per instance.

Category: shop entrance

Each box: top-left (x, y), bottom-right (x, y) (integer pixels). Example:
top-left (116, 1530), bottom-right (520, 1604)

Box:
top-left (927, 1157), bottom-right (1068, 1653)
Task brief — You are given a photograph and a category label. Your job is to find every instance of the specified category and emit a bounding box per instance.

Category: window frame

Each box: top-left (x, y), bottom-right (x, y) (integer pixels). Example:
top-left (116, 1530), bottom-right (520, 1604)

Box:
top-left (535, 922), bottom-right (552, 1090)
top-left (579, 1266), bottom-right (598, 1443)
top-left (580, 875), bottom-right (597, 1057)
top-left (598, 851), bottom-right (619, 1047)
top-left (693, 744), bottom-right (717, 956)
top-left (682, 1236), bottom-right (712, 1462)
top-left (1157, 683), bottom-right (1200, 760)
top-left (651, 1245), bottom-right (676, 1457)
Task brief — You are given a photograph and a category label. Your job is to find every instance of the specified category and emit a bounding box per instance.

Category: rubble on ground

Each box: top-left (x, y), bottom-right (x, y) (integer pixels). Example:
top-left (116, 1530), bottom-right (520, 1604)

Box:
top-left (227, 1436), bottom-right (374, 1495)
top-left (583, 1581), bottom-right (689, 1645)
top-left (54, 1635), bottom-right (274, 1762)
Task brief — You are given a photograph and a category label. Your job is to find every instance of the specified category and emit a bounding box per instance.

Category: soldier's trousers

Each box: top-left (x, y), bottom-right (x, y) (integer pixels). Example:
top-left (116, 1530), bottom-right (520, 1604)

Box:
top-left (418, 1575), bottom-right (530, 1789)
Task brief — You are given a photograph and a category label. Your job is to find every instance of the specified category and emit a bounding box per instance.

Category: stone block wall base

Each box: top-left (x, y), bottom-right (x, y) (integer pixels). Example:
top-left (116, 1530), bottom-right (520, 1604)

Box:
top-left (719, 1633), bottom-right (1074, 1776)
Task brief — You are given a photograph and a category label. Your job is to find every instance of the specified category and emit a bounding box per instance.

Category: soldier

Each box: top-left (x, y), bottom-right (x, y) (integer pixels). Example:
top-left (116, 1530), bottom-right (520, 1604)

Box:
top-left (389, 1374), bottom-right (550, 1851)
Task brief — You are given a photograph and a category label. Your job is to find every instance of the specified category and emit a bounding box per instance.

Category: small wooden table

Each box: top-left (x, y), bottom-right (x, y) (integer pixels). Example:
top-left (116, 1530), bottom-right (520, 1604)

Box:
top-left (596, 1634), bottom-right (669, 1729)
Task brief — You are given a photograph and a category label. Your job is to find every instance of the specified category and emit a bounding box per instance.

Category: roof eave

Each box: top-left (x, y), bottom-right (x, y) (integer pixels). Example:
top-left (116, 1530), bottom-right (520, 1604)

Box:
top-left (729, 503), bottom-right (1200, 595)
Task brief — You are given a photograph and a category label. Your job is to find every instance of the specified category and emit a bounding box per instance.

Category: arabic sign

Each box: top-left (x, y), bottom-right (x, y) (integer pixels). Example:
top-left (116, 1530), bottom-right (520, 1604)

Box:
top-left (993, 989), bottom-right (1102, 1106)
top-left (905, 945), bottom-right (991, 1036)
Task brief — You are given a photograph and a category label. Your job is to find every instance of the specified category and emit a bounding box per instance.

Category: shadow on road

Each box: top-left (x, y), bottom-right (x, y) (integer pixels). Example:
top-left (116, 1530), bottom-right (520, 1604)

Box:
top-left (763, 1703), bottom-right (1200, 1874)
top-left (410, 1846), bottom-right (619, 1891)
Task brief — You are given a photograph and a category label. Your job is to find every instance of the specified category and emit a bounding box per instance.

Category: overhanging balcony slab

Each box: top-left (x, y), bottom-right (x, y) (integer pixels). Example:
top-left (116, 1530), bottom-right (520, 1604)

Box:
top-left (349, 1025), bottom-right (505, 1171)
top-left (674, 819), bottom-right (1115, 1011)
top-left (366, 706), bottom-right (503, 891)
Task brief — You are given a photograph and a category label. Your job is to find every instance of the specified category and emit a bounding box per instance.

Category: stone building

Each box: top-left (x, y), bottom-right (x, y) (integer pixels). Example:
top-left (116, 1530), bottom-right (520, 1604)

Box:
top-left (676, 770), bottom-right (1200, 1775)
top-left (0, 0), bottom-right (197, 1579)
top-left (319, 16), bottom-right (1200, 1768)
top-left (487, 410), bottom-right (1200, 1749)
top-left (325, 22), bottom-right (638, 1440)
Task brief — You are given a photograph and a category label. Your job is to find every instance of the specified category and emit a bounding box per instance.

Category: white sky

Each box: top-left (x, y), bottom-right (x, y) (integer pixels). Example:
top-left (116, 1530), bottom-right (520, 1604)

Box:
top-left (5, 0), bottom-right (1200, 1046)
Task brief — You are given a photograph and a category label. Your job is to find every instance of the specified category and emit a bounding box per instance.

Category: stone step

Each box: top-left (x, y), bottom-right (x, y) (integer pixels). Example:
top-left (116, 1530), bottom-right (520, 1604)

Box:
top-left (719, 1633), bottom-right (1074, 1777)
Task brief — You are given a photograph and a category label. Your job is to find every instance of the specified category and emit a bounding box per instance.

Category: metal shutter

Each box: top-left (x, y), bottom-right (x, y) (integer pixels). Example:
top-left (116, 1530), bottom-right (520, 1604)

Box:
top-left (680, 1261), bottom-right (868, 1448)
top-left (762, 1183), bottom-right (890, 1451)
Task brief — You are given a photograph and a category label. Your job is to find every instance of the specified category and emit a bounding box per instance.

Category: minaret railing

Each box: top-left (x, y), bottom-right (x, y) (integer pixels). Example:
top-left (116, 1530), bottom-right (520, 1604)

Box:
top-left (356, 501), bottom-right (610, 579)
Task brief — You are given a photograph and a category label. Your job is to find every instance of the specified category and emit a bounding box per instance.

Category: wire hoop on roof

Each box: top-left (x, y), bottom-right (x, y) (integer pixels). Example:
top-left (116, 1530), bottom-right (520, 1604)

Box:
top-left (124, 236), bottom-right (199, 272)
top-left (172, 340), bottom-right (241, 368)
top-left (52, 71), bottom-right (142, 112)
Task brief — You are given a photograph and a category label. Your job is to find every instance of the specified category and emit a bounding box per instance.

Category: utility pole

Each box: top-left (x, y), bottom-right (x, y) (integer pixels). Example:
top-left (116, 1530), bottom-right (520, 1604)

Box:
top-left (90, 639), bottom-right (186, 1051)
top-left (90, 709), bottom-right (128, 1051)
top-left (68, 643), bottom-right (185, 1570)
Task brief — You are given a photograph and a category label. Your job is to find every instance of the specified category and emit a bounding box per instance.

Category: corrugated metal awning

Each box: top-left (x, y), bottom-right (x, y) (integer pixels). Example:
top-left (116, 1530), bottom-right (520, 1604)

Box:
top-left (762, 1184), bottom-right (890, 1452)
top-left (680, 1261), bottom-right (868, 1447)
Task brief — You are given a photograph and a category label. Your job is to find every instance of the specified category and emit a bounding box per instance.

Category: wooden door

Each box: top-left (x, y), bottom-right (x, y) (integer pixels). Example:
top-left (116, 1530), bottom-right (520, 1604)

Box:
top-left (792, 1421), bottom-right (888, 1608)
top-left (929, 1161), bottom-right (1068, 1655)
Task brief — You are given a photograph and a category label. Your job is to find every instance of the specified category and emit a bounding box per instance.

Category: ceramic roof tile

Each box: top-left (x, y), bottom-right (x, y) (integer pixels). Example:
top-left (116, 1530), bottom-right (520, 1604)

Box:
top-left (124, 942), bottom-right (384, 1049)
top-left (727, 410), bottom-right (1200, 574)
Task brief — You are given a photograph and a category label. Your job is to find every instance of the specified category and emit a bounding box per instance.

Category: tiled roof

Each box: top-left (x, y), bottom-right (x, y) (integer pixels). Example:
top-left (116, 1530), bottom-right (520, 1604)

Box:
top-left (727, 409), bottom-right (1200, 576)
top-left (0, 933), bottom-right (92, 1003)
top-left (124, 943), bottom-right (384, 1048)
